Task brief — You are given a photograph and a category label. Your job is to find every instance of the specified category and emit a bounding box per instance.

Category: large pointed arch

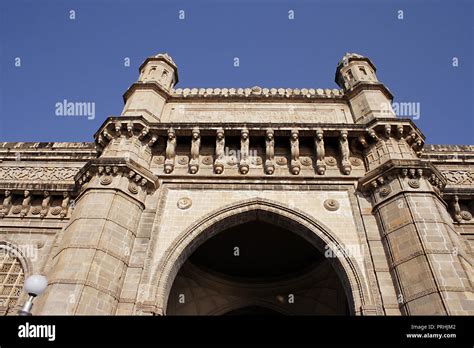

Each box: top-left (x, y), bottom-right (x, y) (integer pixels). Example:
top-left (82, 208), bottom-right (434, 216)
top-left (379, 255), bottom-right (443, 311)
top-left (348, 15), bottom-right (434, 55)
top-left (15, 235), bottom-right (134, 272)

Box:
top-left (152, 197), bottom-right (371, 315)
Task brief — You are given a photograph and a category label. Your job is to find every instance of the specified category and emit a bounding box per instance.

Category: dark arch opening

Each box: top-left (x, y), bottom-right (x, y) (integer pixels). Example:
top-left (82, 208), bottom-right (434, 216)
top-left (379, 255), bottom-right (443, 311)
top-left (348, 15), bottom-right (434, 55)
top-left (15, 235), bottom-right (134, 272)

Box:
top-left (166, 218), bottom-right (350, 315)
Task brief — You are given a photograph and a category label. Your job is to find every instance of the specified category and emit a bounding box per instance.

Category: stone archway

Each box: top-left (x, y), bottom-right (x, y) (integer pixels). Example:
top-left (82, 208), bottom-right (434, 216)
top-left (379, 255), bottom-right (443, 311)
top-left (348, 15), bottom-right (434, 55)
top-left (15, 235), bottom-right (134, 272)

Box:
top-left (152, 198), bottom-right (370, 315)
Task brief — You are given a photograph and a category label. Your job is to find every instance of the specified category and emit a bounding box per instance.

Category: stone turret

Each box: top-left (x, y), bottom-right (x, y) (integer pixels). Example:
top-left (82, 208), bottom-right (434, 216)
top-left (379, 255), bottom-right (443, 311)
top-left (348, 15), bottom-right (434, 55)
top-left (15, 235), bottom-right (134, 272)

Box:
top-left (336, 53), bottom-right (395, 123)
top-left (122, 53), bottom-right (178, 122)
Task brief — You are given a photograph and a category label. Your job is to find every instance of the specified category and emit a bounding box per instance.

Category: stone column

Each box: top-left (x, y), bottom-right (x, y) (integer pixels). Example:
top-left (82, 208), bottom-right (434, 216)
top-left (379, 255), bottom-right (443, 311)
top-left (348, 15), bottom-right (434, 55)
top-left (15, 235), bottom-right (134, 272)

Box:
top-left (36, 121), bottom-right (158, 315)
top-left (360, 162), bottom-right (474, 315)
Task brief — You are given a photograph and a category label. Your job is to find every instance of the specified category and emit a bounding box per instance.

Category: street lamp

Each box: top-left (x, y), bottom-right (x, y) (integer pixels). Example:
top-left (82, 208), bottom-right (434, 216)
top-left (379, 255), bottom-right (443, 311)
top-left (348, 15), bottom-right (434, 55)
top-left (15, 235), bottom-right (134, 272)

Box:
top-left (18, 274), bottom-right (48, 316)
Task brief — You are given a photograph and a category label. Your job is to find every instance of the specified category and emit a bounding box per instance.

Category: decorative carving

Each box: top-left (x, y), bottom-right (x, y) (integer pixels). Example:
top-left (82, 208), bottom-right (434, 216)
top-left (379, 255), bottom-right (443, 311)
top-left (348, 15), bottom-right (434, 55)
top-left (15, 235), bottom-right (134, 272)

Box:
top-left (276, 157), bottom-right (287, 166)
top-left (461, 211), bottom-right (472, 221)
top-left (100, 175), bottom-right (113, 186)
top-left (31, 206), bottom-right (41, 215)
top-left (50, 207), bottom-right (62, 216)
top-left (164, 128), bottom-right (177, 174)
top-left (147, 135), bottom-right (158, 148)
top-left (174, 86), bottom-right (344, 99)
top-left (19, 190), bottom-right (31, 217)
top-left (264, 128), bottom-right (275, 175)
top-left (0, 167), bottom-right (79, 182)
top-left (323, 199), bottom-right (340, 211)
top-left (384, 125), bottom-right (391, 138)
top-left (177, 156), bottom-right (189, 165)
top-left (339, 130), bottom-right (352, 175)
top-left (325, 157), bottom-right (337, 166)
top-left (214, 128), bottom-right (225, 174)
top-left (315, 128), bottom-right (326, 175)
top-left (239, 128), bottom-right (250, 174)
top-left (290, 129), bottom-right (300, 175)
top-left (138, 126), bottom-right (149, 140)
top-left (453, 196), bottom-right (462, 223)
top-left (379, 186), bottom-right (392, 197)
top-left (40, 191), bottom-right (50, 218)
top-left (441, 171), bottom-right (474, 185)
top-left (300, 157), bottom-right (312, 166)
top-left (350, 157), bottom-right (362, 167)
top-left (154, 156), bottom-right (165, 165)
top-left (201, 156), bottom-right (213, 166)
top-left (177, 197), bottom-right (192, 210)
top-left (396, 125), bottom-right (404, 138)
top-left (60, 192), bottom-right (70, 218)
top-left (0, 190), bottom-right (12, 218)
top-left (128, 182), bottom-right (139, 194)
top-left (408, 179), bottom-right (420, 189)
top-left (189, 127), bottom-right (201, 174)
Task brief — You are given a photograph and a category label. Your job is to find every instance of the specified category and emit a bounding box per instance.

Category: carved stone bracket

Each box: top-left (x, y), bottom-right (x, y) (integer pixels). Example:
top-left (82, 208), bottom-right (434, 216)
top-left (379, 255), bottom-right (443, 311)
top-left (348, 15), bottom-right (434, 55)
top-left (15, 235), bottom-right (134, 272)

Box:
top-left (358, 159), bottom-right (446, 196)
top-left (75, 158), bottom-right (159, 194)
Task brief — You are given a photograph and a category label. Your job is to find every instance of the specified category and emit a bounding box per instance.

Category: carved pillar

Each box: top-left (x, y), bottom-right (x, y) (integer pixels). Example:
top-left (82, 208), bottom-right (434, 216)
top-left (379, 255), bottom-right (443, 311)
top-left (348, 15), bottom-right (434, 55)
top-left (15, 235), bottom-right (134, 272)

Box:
top-left (339, 130), bottom-right (352, 175)
top-left (360, 164), bottom-right (474, 315)
top-left (214, 128), bottom-right (225, 174)
top-left (290, 129), bottom-right (300, 175)
top-left (315, 128), bottom-right (326, 175)
top-left (239, 127), bottom-right (249, 174)
top-left (164, 128), bottom-right (176, 174)
top-left (264, 128), bottom-right (275, 175)
top-left (189, 127), bottom-right (200, 174)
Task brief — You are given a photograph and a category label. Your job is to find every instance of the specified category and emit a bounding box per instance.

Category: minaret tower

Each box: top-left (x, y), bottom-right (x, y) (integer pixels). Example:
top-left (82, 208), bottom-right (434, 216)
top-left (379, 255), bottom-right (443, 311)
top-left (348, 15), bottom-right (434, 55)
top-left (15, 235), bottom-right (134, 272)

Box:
top-left (335, 53), bottom-right (395, 123)
top-left (122, 53), bottom-right (178, 121)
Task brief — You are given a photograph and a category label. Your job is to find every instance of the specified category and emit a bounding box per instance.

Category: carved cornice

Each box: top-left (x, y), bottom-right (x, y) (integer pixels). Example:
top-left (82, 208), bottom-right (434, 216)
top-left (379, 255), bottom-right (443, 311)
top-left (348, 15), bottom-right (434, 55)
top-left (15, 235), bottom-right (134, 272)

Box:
top-left (172, 86), bottom-right (344, 100)
top-left (74, 158), bottom-right (159, 193)
top-left (357, 159), bottom-right (446, 194)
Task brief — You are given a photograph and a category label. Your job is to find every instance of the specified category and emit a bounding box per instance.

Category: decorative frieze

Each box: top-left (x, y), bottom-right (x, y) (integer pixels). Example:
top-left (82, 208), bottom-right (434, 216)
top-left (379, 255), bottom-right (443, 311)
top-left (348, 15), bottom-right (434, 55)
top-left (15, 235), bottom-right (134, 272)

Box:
top-left (0, 189), bottom-right (72, 219)
top-left (441, 170), bottom-right (474, 186)
top-left (172, 86), bottom-right (344, 99)
top-left (0, 167), bottom-right (79, 182)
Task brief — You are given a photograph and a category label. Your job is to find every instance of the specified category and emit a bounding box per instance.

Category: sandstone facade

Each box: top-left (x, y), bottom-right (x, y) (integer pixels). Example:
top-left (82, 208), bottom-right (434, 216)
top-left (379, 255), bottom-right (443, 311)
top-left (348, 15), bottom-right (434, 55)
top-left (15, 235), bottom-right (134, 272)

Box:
top-left (0, 53), bottom-right (472, 315)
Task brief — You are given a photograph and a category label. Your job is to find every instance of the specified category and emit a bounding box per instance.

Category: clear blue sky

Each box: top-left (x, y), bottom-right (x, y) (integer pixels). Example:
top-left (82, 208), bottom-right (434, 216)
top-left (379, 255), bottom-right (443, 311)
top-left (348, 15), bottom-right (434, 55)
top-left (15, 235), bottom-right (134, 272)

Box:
top-left (0, 0), bottom-right (473, 144)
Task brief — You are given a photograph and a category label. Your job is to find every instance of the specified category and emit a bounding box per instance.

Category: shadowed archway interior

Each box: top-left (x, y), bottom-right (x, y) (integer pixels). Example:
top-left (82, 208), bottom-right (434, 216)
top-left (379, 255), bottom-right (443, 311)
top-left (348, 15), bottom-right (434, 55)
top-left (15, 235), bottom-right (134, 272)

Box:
top-left (166, 219), bottom-right (350, 315)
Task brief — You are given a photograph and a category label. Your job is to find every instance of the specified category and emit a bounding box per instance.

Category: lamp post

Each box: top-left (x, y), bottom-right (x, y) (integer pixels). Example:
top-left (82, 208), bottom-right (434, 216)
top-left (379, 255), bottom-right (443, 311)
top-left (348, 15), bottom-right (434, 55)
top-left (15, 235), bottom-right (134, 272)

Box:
top-left (18, 274), bottom-right (48, 316)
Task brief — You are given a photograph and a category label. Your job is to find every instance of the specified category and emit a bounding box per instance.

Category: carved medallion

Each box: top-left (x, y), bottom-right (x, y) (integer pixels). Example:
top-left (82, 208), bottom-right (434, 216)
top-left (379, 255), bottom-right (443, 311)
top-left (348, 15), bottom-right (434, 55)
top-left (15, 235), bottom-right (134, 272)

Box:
top-left (11, 206), bottom-right (21, 214)
top-left (154, 156), bottom-right (165, 165)
top-left (202, 156), bottom-right (213, 165)
top-left (379, 186), bottom-right (392, 198)
top-left (323, 199), bottom-right (340, 211)
top-left (461, 211), bottom-right (472, 221)
top-left (227, 156), bottom-right (237, 166)
top-left (350, 157), bottom-right (363, 167)
top-left (177, 156), bottom-right (189, 165)
top-left (276, 157), bottom-right (287, 166)
top-left (31, 206), bottom-right (41, 215)
top-left (128, 182), bottom-right (139, 195)
top-left (100, 175), bottom-right (113, 186)
top-left (325, 157), bottom-right (337, 167)
top-left (408, 179), bottom-right (420, 189)
top-left (251, 157), bottom-right (263, 166)
top-left (177, 197), bottom-right (192, 210)
top-left (50, 207), bottom-right (62, 216)
top-left (300, 157), bottom-right (312, 166)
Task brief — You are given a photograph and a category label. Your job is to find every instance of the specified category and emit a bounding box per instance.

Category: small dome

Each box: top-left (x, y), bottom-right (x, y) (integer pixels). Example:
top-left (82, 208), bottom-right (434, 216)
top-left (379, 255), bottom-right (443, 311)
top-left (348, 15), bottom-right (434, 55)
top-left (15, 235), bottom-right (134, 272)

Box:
top-left (338, 52), bottom-right (365, 66)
